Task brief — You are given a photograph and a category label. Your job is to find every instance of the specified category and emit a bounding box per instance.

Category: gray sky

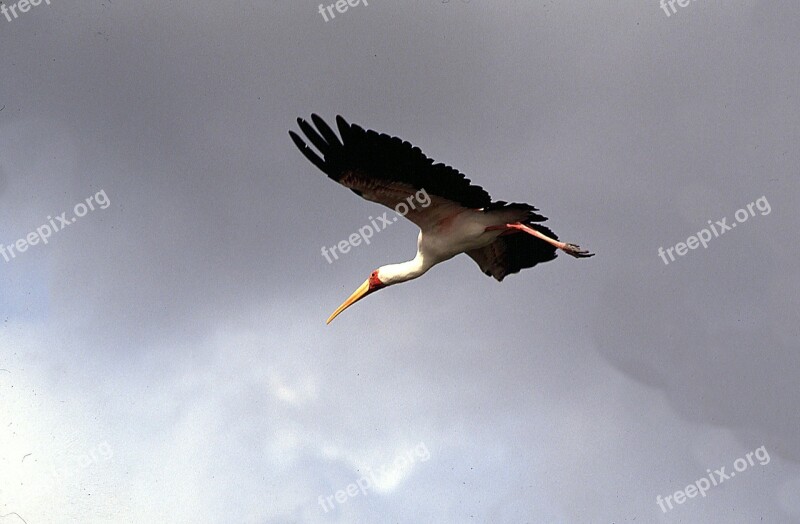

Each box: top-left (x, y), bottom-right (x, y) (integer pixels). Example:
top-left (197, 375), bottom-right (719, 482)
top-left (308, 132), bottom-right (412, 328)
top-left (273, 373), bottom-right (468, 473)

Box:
top-left (1, 0), bottom-right (799, 522)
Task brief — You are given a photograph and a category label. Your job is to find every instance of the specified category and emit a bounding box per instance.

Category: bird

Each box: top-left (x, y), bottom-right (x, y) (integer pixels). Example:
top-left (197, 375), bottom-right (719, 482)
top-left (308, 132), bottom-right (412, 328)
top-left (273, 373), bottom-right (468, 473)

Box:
top-left (289, 115), bottom-right (594, 324)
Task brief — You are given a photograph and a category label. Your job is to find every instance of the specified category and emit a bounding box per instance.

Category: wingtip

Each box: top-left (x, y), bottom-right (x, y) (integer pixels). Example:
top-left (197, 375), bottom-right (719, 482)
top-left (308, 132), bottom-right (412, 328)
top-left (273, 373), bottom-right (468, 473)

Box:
top-left (288, 130), bottom-right (304, 147)
top-left (336, 115), bottom-right (351, 142)
top-left (311, 114), bottom-right (342, 147)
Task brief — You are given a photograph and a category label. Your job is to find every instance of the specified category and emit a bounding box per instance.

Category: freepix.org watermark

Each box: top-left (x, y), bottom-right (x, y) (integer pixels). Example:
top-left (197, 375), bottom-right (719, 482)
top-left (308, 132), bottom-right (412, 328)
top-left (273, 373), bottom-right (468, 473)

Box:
top-left (321, 188), bottom-right (431, 264)
top-left (658, 195), bottom-right (770, 266)
top-left (318, 441), bottom-right (430, 513)
top-left (317, 0), bottom-right (368, 23)
top-left (1, 0), bottom-right (52, 23)
top-left (660, 0), bottom-right (698, 17)
top-left (1, 189), bottom-right (111, 263)
top-left (656, 445), bottom-right (770, 513)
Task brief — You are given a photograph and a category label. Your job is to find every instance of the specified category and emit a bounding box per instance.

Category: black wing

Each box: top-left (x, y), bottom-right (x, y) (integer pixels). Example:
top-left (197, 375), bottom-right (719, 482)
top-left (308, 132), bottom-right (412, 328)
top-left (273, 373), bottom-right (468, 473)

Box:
top-left (289, 115), bottom-right (493, 230)
top-left (465, 220), bottom-right (559, 281)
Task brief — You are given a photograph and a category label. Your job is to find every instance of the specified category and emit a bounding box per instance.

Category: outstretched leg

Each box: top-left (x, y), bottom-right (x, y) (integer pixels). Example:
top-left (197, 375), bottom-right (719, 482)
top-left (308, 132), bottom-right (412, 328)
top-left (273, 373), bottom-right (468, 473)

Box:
top-left (487, 223), bottom-right (594, 258)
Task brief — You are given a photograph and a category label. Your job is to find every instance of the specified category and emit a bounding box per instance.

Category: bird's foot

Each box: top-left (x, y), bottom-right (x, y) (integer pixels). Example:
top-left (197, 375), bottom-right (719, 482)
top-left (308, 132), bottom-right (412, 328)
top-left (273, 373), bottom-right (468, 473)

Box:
top-left (561, 243), bottom-right (594, 258)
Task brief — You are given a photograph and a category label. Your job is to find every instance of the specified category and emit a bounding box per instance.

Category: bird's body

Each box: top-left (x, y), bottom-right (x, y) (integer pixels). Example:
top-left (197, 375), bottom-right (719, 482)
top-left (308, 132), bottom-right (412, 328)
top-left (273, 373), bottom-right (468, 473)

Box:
top-left (289, 114), bottom-right (593, 323)
top-left (379, 213), bottom-right (496, 284)
top-left (388, 208), bottom-right (532, 280)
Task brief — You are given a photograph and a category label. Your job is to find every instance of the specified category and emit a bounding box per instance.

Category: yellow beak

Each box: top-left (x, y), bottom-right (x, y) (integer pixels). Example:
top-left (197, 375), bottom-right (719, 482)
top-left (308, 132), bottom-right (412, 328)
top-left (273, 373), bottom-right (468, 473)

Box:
top-left (326, 278), bottom-right (371, 324)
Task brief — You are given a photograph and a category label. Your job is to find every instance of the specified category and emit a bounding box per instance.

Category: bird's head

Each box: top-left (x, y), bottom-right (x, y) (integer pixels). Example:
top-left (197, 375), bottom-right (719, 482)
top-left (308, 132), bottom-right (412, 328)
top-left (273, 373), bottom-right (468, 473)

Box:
top-left (326, 269), bottom-right (388, 324)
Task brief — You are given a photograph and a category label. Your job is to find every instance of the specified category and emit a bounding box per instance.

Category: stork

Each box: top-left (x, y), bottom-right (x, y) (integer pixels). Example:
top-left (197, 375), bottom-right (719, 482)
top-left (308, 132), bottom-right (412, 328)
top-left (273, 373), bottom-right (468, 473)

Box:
top-left (289, 115), bottom-right (594, 324)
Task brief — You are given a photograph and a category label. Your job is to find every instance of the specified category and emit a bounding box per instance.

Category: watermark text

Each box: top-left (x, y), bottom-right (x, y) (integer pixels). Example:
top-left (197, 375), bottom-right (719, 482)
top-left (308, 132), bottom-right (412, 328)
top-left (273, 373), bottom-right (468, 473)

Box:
top-left (656, 445), bottom-right (770, 513)
top-left (1, 0), bottom-right (52, 23)
top-left (318, 441), bottom-right (430, 513)
top-left (658, 195), bottom-right (770, 265)
top-left (1, 189), bottom-right (111, 263)
top-left (321, 188), bottom-right (431, 264)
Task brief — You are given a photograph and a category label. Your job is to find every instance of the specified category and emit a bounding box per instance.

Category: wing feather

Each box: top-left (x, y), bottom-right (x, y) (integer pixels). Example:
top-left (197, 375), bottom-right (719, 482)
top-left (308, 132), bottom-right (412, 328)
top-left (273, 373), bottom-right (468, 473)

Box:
top-left (290, 115), bottom-right (493, 225)
top-left (466, 222), bottom-right (559, 281)
top-left (288, 131), bottom-right (327, 174)
top-left (296, 118), bottom-right (329, 153)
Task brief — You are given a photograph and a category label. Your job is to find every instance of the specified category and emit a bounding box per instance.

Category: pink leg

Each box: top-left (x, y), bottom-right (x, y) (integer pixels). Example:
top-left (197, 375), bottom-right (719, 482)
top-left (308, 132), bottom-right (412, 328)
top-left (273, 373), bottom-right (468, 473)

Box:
top-left (487, 223), bottom-right (594, 258)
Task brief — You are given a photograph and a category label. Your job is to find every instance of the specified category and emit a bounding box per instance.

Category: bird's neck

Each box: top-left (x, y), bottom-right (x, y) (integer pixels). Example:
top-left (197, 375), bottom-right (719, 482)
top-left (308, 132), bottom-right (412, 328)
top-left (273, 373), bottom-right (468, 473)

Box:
top-left (379, 252), bottom-right (431, 285)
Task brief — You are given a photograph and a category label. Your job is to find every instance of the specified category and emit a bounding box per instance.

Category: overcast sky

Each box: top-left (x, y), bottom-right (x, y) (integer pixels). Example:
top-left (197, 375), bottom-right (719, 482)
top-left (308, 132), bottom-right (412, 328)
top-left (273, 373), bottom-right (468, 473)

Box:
top-left (1, 1), bottom-right (799, 522)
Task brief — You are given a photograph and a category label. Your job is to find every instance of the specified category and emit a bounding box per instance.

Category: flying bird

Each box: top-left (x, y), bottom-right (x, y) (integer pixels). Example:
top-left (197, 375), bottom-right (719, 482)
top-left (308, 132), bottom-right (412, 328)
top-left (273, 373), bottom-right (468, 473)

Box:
top-left (289, 115), bottom-right (594, 324)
